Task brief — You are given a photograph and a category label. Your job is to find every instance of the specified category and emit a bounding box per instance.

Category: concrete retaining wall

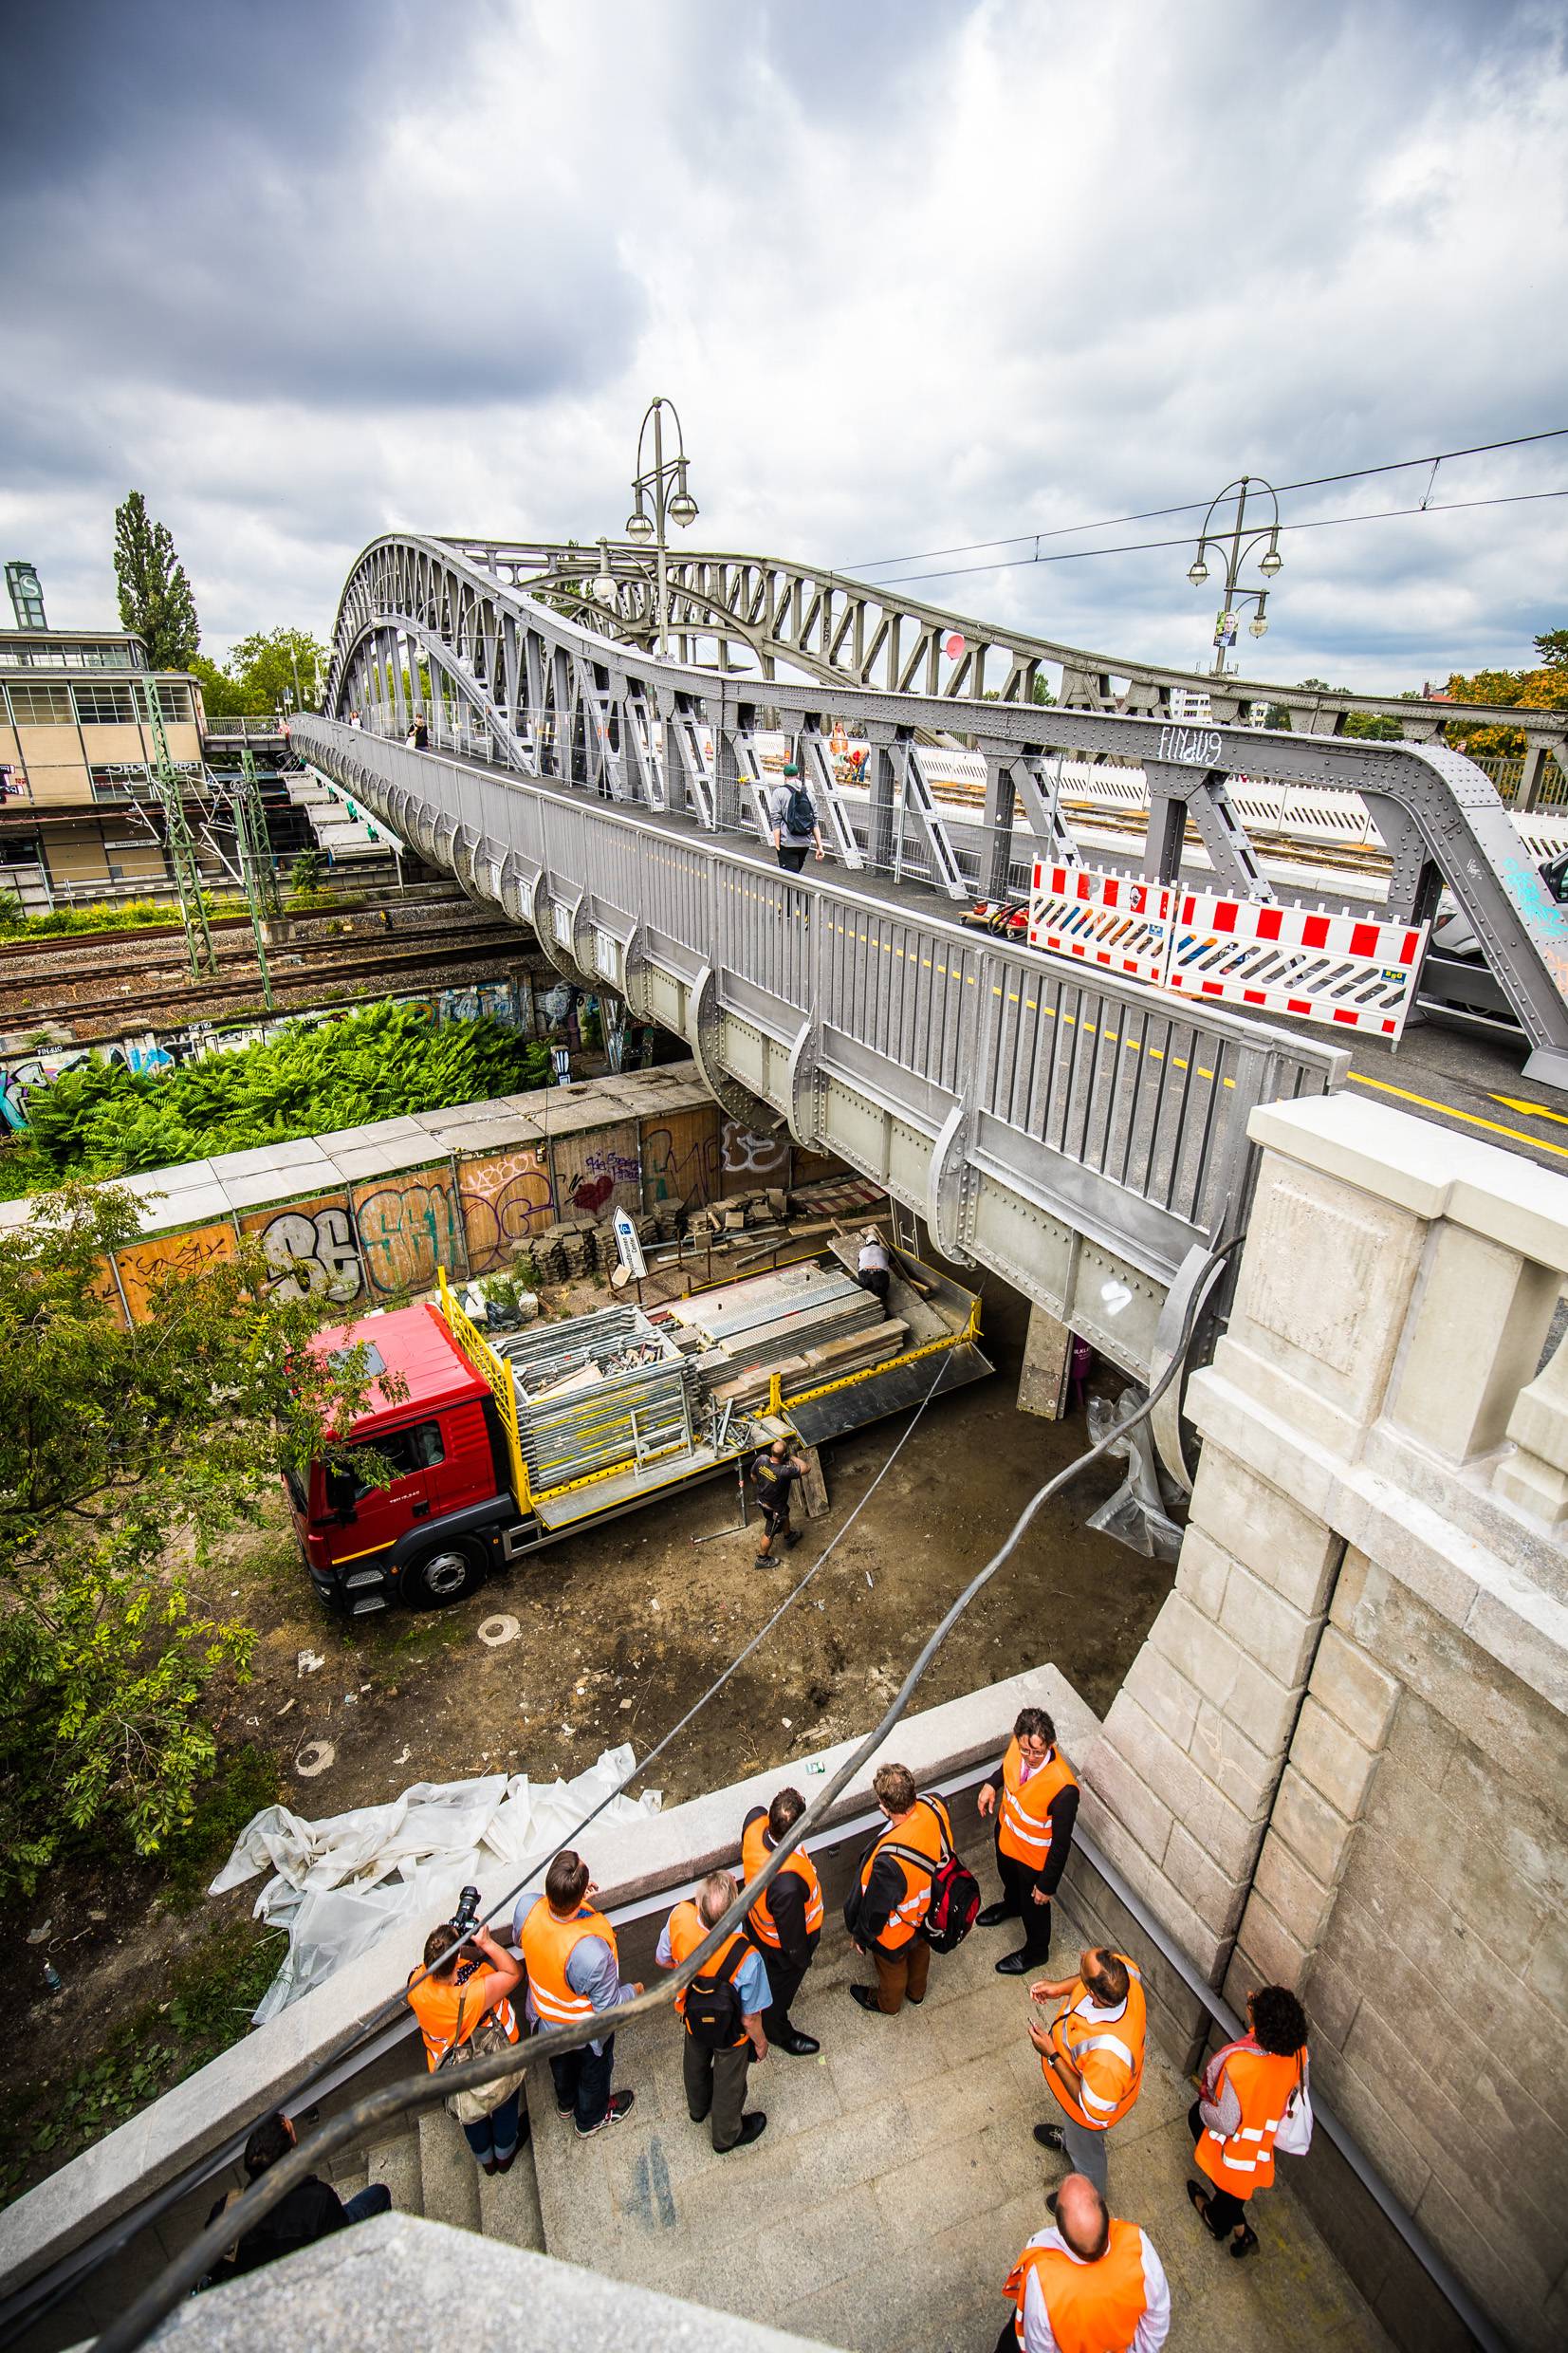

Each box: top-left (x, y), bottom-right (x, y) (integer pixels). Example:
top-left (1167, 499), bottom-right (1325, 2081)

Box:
top-left (1079, 1091), bottom-right (1568, 2353)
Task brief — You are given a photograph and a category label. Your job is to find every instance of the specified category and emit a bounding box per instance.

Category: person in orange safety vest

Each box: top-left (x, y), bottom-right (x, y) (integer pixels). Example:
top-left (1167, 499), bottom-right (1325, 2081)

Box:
top-left (976, 1706), bottom-right (1079, 1975)
top-left (1187, 1983), bottom-right (1309, 2259)
top-left (844, 1761), bottom-right (955, 2015)
top-left (998, 2173), bottom-right (1171, 2353)
top-left (406, 1917), bottom-right (525, 2175)
top-left (1028, 1946), bottom-right (1146, 2199)
top-left (657, 1869), bottom-right (772, 2153)
top-left (513, 1849), bottom-right (642, 2139)
top-left (742, 1786), bottom-right (825, 2055)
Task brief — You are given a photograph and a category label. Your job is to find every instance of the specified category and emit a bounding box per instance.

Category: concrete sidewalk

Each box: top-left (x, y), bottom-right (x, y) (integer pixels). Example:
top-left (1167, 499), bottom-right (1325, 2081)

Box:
top-left (529, 1867), bottom-right (1393, 2353)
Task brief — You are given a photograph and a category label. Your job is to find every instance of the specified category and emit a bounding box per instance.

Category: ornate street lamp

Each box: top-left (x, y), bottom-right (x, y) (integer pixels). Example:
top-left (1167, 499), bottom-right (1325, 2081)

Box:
top-left (1187, 476), bottom-right (1283, 676)
top-left (625, 397), bottom-right (698, 655)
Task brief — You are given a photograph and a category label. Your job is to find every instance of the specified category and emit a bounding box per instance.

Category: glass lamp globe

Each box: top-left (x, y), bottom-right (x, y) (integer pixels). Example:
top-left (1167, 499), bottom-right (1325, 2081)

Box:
top-left (1188, 559), bottom-right (1208, 586)
top-left (1249, 615), bottom-right (1269, 638)
top-left (625, 510), bottom-right (655, 544)
top-left (1259, 546), bottom-right (1282, 576)
top-left (669, 491), bottom-right (698, 526)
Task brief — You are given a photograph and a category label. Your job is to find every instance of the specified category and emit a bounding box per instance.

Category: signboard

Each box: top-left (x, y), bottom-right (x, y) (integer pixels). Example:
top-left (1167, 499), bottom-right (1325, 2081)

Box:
top-left (613, 1207), bottom-right (647, 1280)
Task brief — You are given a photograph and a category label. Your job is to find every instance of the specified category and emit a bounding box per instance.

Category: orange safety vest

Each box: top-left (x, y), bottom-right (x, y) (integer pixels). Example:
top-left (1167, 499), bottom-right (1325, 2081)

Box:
top-left (1195, 2037), bottom-right (1303, 2199)
top-left (1043, 1956), bottom-right (1146, 2131)
top-left (742, 1813), bottom-right (824, 1951)
top-left (406, 1962), bottom-right (521, 2070)
top-left (1005, 2220), bottom-right (1153, 2353)
top-left (518, 1899), bottom-right (618, 2028)
top-left (858, 1793), bottom-right (953, 1951)
top-left (665, 1899), bottom-right (751, 2045)
top-left (997, 1737), bottom-right (1078, 1872)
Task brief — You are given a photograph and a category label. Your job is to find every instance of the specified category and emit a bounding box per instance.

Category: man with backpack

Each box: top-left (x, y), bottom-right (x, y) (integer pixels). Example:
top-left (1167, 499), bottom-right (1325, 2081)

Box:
top-left (657, 1870), bottom-right (772, 2152)
top-left (844, 1762), bottom-right (974, 2015)
top-left (769, 763), bottom-right (825, 873)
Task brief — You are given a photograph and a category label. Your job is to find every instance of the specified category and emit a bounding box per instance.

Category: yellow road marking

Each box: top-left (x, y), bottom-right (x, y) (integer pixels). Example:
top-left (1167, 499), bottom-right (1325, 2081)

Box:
top-left (1351, 1072), bottom-right (1568, 1161)
top-left (1489, 1092), bottom-right (1568, 1129)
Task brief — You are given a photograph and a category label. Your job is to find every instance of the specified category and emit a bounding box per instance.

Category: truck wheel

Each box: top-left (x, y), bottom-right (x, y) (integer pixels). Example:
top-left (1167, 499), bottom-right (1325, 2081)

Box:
top-left (400, 1540), bottom-right (485, 1608)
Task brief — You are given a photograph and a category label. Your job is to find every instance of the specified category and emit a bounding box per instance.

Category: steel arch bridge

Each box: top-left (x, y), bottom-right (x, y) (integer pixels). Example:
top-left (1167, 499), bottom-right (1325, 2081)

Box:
top-left (300, 532), bottom-right (1568, 1477)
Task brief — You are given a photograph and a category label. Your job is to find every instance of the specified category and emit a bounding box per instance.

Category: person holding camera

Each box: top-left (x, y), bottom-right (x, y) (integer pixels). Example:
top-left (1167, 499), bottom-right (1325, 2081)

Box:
top-left (406, 1898), bottom-right (526, 2176)
top-left (515, 1850), bottom-right (641, 2138)
top-left (657, 1871), bottom-right (771, 2152)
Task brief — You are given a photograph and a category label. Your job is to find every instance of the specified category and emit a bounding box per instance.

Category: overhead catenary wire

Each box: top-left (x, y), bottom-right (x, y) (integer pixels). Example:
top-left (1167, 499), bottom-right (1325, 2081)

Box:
top-left (866, 487), bottom-right (1568, 592)
top-left (93, 1242), bottom-right (1232, 2353)
top-left (840, 423), bottom-right (1568, 574)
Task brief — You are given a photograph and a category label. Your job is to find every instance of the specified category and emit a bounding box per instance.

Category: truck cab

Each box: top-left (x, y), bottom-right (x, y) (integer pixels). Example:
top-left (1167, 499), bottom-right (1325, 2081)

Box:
top-left (287, 1303), bottom-right (527, 1615)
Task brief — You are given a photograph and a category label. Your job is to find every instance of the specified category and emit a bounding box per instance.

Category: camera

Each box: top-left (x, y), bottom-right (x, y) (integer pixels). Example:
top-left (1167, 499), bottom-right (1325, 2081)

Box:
top-left (452, 1884), bottom-right (482, 1937)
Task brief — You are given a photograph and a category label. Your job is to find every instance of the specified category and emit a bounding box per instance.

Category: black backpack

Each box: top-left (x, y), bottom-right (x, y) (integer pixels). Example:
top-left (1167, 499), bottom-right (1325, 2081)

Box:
top-left (784, 783), bottom-right (817, 837)
top-left (684, 1934), bottom-right (750, 2050)
top-left (882, 1800), bottom-right (981, 1955)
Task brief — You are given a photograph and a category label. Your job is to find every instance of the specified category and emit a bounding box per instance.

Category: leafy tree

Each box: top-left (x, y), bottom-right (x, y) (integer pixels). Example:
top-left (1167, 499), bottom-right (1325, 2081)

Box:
top-left (1444, 644), bottom-right (1568, 759)
top-left (190, 626), bottom-right (331, 719)
top-left (114, 491), bottom-right (201, 671)
top-left (0, 1184), bottom-right (385, 1893)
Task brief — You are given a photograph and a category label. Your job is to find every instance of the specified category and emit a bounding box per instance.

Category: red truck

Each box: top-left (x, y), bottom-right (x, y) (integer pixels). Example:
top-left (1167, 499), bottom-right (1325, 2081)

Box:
top-left (288, 1253), bottom-right (990, 1618)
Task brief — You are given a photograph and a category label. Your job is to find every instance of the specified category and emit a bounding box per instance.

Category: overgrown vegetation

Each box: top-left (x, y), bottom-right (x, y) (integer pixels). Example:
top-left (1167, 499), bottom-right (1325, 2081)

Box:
top-left (4, 1003), bottom-right (553, 1191)
top-left (0, 1184), bottom-right (389, 1897)
top-left (0, 1917), bottom-right (287, 2211)
top-left (0, 892), bottom-right (244, 941)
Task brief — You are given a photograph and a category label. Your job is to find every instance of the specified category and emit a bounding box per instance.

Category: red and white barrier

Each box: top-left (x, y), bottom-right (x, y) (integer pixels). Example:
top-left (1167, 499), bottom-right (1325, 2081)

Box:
top-left (1023, 861), bottom-right (1429, 1040)
top-left (1027, 862), bottom-right (1175, 985)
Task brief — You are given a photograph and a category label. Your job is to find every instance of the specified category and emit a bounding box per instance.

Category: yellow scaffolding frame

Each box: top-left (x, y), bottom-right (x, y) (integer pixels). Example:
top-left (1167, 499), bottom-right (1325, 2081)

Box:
top-left (436, 1269), bottom-right (531, 1511)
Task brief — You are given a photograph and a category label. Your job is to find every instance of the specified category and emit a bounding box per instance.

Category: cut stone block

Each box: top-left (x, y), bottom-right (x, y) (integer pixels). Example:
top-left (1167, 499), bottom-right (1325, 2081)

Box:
top-left (1251, 1829), bottom-right (1337, 1951)
top-left (1309, 1623), bottom-right (1401, 1751)
top-left (1270, 1765), bottom-right (1356, 1889)
top-left (1218, 1563), bottom-right (1319, 1693)
top-left (1289, 1695), bottom-right (1382, 1824)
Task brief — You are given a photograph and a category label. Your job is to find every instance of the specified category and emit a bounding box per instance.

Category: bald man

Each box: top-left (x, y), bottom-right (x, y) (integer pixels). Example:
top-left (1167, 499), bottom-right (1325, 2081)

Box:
top-left (998, 2174), bottom-right (1170, 2353)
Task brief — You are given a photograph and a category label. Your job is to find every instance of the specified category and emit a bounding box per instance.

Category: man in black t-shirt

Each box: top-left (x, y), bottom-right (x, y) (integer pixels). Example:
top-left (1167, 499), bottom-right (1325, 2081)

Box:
top-left (203, 2109), bottom-right (391, 2284)
top-left (751, 1438), bottom-right (809, 1568)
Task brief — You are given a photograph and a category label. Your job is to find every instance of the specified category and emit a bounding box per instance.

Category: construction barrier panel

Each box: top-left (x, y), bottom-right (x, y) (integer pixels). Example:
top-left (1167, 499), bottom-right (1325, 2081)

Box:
top-left (1027, 862), bottom-right (1175, 985)
top-left (1024, 861), bottom-right (1430, 1040)
top-left (1164, 890), bottom-right (1430, 1037)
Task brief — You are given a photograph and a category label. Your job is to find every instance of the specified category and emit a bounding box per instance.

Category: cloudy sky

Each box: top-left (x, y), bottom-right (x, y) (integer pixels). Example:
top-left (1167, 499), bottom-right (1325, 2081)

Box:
top-left (3, 0), bottom-right (1565, 689)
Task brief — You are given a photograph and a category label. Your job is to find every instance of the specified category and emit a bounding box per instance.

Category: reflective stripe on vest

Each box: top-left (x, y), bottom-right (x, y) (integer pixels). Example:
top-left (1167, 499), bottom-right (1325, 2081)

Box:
top-left (1045, 1956), bottom-right (1146, 2130)
top-left (998, 1737), bottom-right (1078, 1870)
top-left (406, 1966), bottom-right (521, 2071)
top-left (1005, 2219), bottom-right (1151, 2353)
top-left (742, 1815), bottom-right (824, 1950)
top-left (858, 1794), bottom-right (951, 1950)
top-left (1196, 2039), bottom-right (1302, 2197)
top-left (519, 1901), bottom-right (618, 2026)
top-left (665, 1899), bottom-right (749, 2042)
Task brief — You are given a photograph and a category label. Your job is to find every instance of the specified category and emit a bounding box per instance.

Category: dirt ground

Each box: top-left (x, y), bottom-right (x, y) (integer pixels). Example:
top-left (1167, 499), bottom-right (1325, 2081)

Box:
top-left (0, 1267), bottom-right (1172, 2173)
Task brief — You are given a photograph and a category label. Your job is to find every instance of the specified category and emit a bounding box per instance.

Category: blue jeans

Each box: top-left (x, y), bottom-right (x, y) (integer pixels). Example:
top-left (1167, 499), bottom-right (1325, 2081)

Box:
top-left (549, 2035), bottom-right (615, 2133)
top-left (341, 2182), bottom-right (393, 2224)
top-left (461, 2090), bottom-right (522, 2165)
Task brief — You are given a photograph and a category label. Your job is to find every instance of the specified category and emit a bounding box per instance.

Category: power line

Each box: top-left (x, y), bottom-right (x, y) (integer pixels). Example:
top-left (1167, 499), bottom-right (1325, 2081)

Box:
top-left (841, 425), bottom-right (1568, 575)
top-left (871, 486), bottom-right (1568, 592)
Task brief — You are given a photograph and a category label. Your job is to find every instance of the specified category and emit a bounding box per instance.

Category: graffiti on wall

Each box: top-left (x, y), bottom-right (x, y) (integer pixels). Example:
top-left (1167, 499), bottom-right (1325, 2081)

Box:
top-left (458, 1144), bottom-right (555, 1272)
top-left (550, 1119), bottom-right (641, 1218)
top-left (720, 1117), bottom-right (790, 1194)
top-left (114, 1220), bottom-right (239, 1321)
top-left (352, 1169), bottom-right (466, 1296)
top-left (244, 1195), bottom-right (363, 1306)
top-left (640, 1107), bottom-right (721, 1213)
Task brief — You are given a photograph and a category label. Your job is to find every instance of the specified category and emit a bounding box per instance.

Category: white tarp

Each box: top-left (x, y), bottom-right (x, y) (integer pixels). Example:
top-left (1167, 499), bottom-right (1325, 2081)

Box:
top-left (212, 1747), bottom-right (660, 2024)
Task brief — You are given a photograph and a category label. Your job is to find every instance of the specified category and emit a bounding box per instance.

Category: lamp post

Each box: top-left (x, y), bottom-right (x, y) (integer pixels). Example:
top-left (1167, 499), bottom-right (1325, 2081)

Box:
top-left (1186, 475), bottom-right (1283, 676)
top-left (625, 396), bottom-right (698, 658)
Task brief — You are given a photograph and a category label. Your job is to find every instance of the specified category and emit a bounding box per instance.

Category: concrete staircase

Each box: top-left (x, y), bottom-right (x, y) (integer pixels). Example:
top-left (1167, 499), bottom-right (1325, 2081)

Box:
top-left (323, 2102), bottom-right (544, 2256)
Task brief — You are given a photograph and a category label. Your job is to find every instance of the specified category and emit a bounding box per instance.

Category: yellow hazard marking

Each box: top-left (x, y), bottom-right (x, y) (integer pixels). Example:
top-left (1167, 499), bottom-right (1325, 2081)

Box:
top-left (1351, 1073), bottom-right (1568, 1161)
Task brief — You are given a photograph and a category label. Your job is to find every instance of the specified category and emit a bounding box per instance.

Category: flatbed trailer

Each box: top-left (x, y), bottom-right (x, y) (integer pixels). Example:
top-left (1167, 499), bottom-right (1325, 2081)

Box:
top-left (292, 1240), bottom-right (992, 1614)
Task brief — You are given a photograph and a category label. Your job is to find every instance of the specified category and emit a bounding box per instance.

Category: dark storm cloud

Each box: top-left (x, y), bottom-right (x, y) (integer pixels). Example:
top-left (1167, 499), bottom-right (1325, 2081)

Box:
top-left (1, 0), bottom-right (643, 413)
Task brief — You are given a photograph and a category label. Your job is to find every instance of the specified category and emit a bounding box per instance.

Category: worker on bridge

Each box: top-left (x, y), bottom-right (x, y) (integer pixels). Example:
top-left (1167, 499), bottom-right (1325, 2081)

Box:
top-left (857, 1228), bottom-right (893, 1305)
top-left (406, 1916), bottom-right (526, 2176)
top-left (514, 1849), bottom-right (640, 2138)
top-left (999, 2174), bottom-right (1170, 2353)
top-left (844, 1762), bottom-right (956, 2015)
top-left (742, 1785), bottom-right (824, 2055)
top-left (976, 1705), bottom-right (1079, 1974)
top-left (751, 1436), bottom-right (811, 1567)
top-left (657, 1869), bottom-right (771, 2152)
top-left (1028, 1945), bottom-right (1147, 2196)
top-left (1188, 1983), bottom-right (1310, 2259)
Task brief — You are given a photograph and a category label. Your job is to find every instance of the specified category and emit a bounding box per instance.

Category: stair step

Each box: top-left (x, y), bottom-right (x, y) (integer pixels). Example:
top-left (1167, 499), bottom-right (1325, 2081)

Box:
top-left (365, 2131), bottom-right (424, 2217)
top-left (417, 2106), bottom-right (482, 2233)
top-left (327, 2151), bottom-right (368, 2196)
top-left (478, 2134), bottom-right (545, 2251)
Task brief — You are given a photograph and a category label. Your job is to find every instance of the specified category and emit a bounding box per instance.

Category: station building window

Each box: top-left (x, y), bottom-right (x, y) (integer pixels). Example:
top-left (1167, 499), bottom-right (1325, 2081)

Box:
top-left (74, 682), bottom-right (140, 725)
top-left (6, 681), bottom-right (73, 723)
